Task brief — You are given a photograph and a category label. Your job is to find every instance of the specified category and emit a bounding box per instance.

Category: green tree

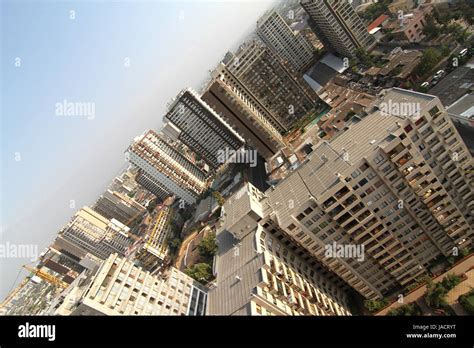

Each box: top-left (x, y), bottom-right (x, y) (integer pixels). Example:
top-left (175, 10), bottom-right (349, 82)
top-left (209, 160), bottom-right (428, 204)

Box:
top-left (360, 0), bottom-right (390, 22)
top-left (387, 303), bottom-right (421, 316)
top-left (184, 263), bottom-right (213, 283)
top-left (441, 274), bottom-right (461, 290)
top-left (364, 298), bottom-right (389, 312)
top-left (355, 48), bottom-right (374, 67)
top-left (415, 48), bottom-right (442, 76)
top-left (213, 191), bottom-right (225, 206)
top-left (459, 290), bottom-right (474, 315)
top-left (198, 233), bottom-right (218, 259)
top-left (422, 15), bottom-right (440, 38)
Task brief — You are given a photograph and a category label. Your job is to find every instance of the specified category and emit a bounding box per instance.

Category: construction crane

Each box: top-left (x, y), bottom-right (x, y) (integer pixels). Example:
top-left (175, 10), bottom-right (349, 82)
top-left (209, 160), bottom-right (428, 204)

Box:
top-left (0, 263), bottom-right (68, 310)
top-left (22, 265), bottom-right (69, 289)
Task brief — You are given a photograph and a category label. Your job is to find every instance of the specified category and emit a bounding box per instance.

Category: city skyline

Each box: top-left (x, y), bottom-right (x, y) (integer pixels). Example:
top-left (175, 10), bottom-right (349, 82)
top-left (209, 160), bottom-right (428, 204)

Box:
top-left (0, 0), bottom-right (278, 300)
top-left (0, 0), bottom-right (473, 328)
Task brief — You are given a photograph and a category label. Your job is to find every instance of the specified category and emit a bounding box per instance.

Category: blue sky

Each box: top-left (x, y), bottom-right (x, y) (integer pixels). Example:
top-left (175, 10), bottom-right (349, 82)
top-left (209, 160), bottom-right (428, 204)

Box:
top-left (1, 0), bottom-right (277, 299)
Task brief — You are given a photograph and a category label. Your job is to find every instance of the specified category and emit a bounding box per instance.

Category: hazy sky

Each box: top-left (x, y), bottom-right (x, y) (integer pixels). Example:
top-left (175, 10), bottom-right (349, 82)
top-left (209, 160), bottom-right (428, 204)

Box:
top-left (0, 0), bottom-right (278, 300)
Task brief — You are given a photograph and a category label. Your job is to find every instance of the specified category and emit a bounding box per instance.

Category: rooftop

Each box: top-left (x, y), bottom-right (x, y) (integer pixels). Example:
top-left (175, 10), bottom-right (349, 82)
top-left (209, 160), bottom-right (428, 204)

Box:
top-left (367, 14), bottom-right (390, 32)
top-left (429, 66), bottom-right (474, 106)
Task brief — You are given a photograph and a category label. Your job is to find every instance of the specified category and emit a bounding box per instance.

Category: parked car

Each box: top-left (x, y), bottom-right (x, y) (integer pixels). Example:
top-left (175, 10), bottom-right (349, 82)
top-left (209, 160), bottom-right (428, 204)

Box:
top-left (420, 82), bottom-right (430, 88)
top-left (459, 48), bottom-right (468, 57)
top-left (433, 70), bottom-right (445, 80)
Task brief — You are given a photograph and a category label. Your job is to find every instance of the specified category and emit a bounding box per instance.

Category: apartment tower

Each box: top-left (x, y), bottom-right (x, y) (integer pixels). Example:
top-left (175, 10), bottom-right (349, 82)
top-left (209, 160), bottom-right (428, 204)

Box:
top-left (225, 40), bottom-right (318, 129)
top-left (216, 88), bottom-right (472, 300)
top-left (163, 89), bottom-right (245, 170)
top-left (301, 0), bottom-right (376, 58)
top-left (201, 64), bottom-right (286, 159)
top-left (208, 183), bottom-right (353, 316)
top-left (256, 10), bottom-right (315, 72)
top-left (127, 130), bottom-right (209, 205)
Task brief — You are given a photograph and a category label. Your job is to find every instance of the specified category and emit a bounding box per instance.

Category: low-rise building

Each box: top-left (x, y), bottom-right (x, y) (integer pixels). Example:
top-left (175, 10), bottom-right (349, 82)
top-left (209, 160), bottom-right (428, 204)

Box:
top-left (50, 254), bottom-right (208, 316)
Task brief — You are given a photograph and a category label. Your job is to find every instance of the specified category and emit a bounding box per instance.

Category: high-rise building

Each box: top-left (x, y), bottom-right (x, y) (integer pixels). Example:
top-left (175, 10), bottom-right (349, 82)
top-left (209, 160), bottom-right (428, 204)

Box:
top-left (49, 254), bottom-right (208, 316)
top-left (163, 89), bottom-right (245, 170)
top-left (92, 189), bottom-right (146, 226)
top-left (135, 170), bottom-right (171, 202)
top-left (208, 183), bottom-right (353, 316)
top-left (225, 40), bottom-right (318, 129)
top-left (108, 169), bottom-right (139, 196)
top-left (56, 207), bottom-right (136, 261)
top-left (135, 205), bottom-right (175, 273)
top-left (201, 64), bottom-right (286, 159)
top-left (252, 88), bottom-right (472, 300)
top-left (127, 130), bottom-right (209, 205)
top-left (301, 0), bottom-right (376, 58)
top-left (256, 10), bottom-right (315, 72)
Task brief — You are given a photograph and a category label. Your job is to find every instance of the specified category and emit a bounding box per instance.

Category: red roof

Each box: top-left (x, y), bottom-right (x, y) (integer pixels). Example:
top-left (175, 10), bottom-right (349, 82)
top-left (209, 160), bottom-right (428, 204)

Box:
top-left (367, 14), bottom-right (389, 32)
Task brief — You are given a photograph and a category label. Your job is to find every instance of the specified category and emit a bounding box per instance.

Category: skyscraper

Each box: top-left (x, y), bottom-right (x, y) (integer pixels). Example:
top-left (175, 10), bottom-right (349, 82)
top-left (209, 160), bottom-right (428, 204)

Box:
top-left (208, 183), bottom-right (353, 316)
top-left (301, 0), bottom-right (376, 58)
top-left (164, 89), bottom-right (245, 170)
top-left (225, 40), bottom-right (318, 129)
top-left (92, 189), bottom-right (146, 226)
top-left (201, 64), bottom-right (286, 159)
top-left (256, 10), bottom-right (315, 72)
top-left (216, 88), bottom-right (473, 300)
top-left (56, 207), bottom-right (136, 261)
top-left (127, 130), bottom-right (209, 205)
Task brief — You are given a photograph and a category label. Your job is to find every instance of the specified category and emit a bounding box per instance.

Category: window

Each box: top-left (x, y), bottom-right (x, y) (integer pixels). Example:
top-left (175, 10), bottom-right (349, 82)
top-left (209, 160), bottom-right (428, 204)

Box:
top-left (429, 106), bottom-right (440, 117)
top-left (351, 170), bottom-right (361, 178)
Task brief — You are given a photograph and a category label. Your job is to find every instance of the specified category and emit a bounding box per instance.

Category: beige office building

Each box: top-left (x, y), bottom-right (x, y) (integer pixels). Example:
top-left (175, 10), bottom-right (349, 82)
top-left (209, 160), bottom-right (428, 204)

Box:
top-left (225, 40), bottom-right (317, 129)
top-left (92, 189), bottom-right (146, 226)
top-left (202, 64), bottom-right (286, 159)
top-left (213, 88), bottom-right (473, 301)
top-left (301, 0), bottom-right (376, 58)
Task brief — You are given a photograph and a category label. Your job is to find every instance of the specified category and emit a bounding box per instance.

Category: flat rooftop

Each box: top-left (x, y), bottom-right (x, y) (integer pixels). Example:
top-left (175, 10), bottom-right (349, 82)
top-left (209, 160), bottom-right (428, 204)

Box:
top-left (429, 66), bottom-right (474, 107)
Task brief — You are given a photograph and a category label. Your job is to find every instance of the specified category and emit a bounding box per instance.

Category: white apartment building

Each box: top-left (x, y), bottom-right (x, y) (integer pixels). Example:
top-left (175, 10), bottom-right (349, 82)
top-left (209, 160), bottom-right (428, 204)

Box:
top-left (127, 130), bottom-right (209, 205)
top-left (50, 254), bottom-right (208, 316)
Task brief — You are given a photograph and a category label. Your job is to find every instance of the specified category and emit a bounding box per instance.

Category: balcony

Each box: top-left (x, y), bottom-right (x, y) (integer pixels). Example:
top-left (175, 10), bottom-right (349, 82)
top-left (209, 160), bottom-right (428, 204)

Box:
top-left (322, 197), bottom-right (337, 210)
top-left (334, 186), bottom-right (350, 200)
top-left (342, 195), bottom-right (357, 208)
top-left (395, 154), bottom-right (412, 167)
